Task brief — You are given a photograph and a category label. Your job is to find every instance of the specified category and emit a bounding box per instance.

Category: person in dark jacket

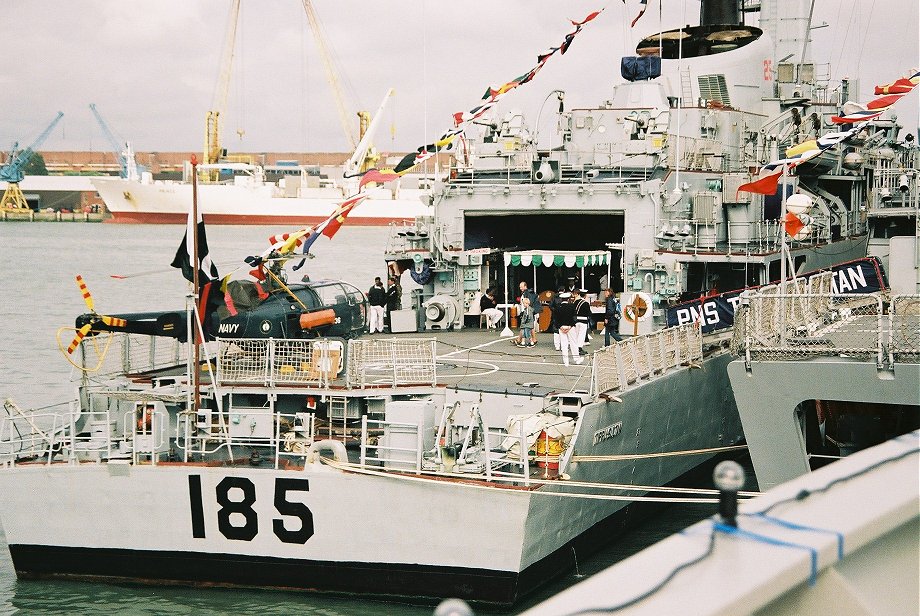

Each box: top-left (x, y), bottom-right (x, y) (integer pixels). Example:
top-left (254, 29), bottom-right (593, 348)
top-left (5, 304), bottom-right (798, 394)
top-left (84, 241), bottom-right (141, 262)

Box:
top-left (479, 288), bottom-right (504, 329)
top-left (367, 277), bottom-right (386, 333)
top-left (603, 288), bottom-right (622, 345)
top-left (553, 293), bottom-right (583, 366)
top-left (385, 276), bottom-right (401, 331)
top-left (572, 288), bottom-right (593, 349)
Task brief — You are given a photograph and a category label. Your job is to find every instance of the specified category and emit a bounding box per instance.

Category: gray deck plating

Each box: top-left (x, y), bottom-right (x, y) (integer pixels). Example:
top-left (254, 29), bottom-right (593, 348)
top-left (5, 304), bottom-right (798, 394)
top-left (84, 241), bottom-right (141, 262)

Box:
top-left (376, 329), bottom-right (596, 396)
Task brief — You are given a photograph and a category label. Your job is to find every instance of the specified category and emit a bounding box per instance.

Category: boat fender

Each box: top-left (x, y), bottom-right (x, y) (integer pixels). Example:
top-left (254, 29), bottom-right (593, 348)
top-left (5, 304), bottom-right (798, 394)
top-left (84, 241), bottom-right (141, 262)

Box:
top-left (299, 309), bottom-right (336, 330)
top-left (307, 439), bottom-right (348, 464)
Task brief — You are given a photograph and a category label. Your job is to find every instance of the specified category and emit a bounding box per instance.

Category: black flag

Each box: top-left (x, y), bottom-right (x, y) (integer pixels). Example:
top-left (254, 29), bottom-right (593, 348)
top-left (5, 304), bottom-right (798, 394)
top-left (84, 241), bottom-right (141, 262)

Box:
top-left (171, 209), bottom-right (218, 283)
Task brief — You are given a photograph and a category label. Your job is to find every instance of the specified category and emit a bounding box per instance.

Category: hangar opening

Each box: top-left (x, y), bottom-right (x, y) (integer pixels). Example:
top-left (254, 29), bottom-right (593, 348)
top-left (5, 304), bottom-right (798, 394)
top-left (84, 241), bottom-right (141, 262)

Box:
top-left (464, 213), bottom-right (623, 252)
top-left (465, 212), bottom-right (625, 296)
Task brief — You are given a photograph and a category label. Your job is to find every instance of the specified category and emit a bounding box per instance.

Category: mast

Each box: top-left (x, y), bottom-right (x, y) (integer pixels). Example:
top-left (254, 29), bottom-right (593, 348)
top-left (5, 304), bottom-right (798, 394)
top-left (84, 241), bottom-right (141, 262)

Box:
top-left (191, 155), bottom-right (201, 415)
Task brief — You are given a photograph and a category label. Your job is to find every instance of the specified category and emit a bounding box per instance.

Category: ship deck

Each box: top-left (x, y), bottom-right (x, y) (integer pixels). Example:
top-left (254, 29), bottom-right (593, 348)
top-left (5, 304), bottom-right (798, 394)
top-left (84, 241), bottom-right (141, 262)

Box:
top-left (131, 327), bottom-right (599, 397)
top-left (377, 327), bottom-right (596, 396)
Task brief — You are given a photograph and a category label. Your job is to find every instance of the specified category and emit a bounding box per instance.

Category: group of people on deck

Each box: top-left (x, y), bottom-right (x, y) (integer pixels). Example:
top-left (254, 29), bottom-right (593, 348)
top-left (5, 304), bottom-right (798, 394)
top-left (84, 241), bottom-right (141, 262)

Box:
top-left (543, 287), bottom-right (622, 365)
top-left (366, 275), bottom-right (402, 334)
top-left (482, 279), bottom-right (624, 365)
top-left (367, 273), bottom-right (625, 366)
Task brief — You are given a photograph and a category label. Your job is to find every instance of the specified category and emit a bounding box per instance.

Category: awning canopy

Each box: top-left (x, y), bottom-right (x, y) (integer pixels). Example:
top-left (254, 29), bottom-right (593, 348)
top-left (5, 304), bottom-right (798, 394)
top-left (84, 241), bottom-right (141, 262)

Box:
top-left (503, 250), bottom-right (609, 268)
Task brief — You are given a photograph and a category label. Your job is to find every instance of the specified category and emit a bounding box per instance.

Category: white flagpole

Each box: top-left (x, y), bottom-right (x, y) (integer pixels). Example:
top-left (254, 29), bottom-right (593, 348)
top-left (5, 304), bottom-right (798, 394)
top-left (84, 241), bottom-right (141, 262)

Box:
top-left (501, 254), bottom-right (513, 337)
top-left (780, 163), bottom-right (788, 343)
top-left (191, 155), bottom-right (201, 416)
top-left (780, 163), bottom-right (788, 285)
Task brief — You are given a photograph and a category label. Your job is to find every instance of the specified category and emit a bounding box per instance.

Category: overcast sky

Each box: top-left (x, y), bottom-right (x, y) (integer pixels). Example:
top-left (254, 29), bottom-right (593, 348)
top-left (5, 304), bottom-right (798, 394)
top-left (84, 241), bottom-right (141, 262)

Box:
top-left (3, 0), bottom-right (917, 157)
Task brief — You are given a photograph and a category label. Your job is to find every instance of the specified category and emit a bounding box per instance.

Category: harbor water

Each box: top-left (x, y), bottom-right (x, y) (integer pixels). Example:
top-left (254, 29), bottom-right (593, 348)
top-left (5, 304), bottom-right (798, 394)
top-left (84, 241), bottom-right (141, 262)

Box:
top-left (0, 222), bottom-right (717, 615)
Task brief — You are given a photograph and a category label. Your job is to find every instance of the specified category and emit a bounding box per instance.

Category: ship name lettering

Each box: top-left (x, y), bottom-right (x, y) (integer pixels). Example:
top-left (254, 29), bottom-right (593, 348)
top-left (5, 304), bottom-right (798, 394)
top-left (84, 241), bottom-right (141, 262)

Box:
top-left (831, 266), bottom-right (868, 294)
top-left (593, 422), bottom-right (623, 446)
top-left (675, 301), bottom-right (722, 326)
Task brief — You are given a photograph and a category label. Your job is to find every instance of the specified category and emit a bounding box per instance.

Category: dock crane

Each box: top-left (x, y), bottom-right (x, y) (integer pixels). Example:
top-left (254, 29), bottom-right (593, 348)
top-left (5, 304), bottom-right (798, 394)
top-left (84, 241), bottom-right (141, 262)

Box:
top-left (1, 112), bottom-right (64, 211)
top-left (203, 0), bottom-right (241, 180)
top-left (301, 0), bottom-right (359, 151)
top-left (89, 104), bottom-right (140, 181)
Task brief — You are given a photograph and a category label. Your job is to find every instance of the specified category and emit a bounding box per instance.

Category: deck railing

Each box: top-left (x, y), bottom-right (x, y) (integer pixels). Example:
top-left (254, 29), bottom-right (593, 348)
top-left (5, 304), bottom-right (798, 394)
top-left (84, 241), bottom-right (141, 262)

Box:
top-left (592, 323), bottom-right (703, 397)
top-left (77, 332), bottom-right (188, 377)
top-left (346, 338), bottom-right (438, 388)
top-left (214, 337), bottom-right (438, 389)
top-left (731, 291), bottom-right (920, 367)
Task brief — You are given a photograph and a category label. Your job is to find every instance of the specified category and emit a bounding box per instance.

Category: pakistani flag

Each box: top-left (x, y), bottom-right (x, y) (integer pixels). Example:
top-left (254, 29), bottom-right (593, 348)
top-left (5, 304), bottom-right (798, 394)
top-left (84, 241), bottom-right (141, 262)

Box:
top-left (171, 208), bottom-right (218, 283)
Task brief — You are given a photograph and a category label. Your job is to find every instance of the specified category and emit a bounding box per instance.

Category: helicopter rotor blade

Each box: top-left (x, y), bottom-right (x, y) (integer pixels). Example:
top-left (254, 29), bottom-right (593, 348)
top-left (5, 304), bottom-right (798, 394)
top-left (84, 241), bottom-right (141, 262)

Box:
top-left (66, 324), bottom-right (93, 355)
top-left (75, 275), bottom-right (95, 312)
top-left (100, 315), bottom-right (128, 328)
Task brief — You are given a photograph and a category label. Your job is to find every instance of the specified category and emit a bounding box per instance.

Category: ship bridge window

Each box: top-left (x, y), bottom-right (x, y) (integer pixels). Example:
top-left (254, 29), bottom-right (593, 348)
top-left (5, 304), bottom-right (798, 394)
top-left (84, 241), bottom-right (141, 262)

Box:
top-left (870, 218), bottom-right (914, 239)
top-left (794, 400), bottom-right (918, 469)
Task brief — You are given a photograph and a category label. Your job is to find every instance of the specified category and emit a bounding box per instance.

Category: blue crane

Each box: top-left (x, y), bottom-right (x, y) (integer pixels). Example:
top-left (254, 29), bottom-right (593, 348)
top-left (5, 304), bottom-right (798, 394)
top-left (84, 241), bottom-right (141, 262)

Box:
top-left (1, 112), bottom-right (64, 210)
top-left (88, 104), bottom-right (141, 180)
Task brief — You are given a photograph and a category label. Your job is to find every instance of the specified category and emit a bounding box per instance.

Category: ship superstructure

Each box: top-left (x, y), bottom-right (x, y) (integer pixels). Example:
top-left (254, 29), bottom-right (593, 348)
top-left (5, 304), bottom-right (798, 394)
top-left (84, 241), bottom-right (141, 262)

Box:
top-left (385, 0), bottom-right (909, 333)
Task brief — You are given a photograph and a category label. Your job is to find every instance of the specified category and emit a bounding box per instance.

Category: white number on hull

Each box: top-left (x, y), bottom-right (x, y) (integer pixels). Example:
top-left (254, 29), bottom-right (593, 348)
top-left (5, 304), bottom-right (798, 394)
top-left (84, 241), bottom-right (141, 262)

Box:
top-left (188, 475), bottom-right (315, 544)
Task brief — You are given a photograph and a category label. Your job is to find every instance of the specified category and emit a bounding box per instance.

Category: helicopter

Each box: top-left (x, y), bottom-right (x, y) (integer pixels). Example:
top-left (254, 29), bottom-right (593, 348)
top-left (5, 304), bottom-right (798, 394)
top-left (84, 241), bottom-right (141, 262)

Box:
top-left (66, 272), bottom-right (369, 354)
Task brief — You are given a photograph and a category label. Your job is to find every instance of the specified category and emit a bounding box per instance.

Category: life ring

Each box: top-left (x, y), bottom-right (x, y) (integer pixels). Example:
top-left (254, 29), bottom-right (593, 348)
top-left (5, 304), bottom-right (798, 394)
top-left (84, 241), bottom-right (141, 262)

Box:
top-left (623, 292), bottom-right (652, 323)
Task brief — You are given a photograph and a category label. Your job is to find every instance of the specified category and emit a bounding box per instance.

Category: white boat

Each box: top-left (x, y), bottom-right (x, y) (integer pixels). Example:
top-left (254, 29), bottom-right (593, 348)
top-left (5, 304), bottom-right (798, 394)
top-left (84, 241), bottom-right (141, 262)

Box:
top-left (93, 163), bottom-right (433, 225)
top-left (520, 431), bottom-right (919, 615)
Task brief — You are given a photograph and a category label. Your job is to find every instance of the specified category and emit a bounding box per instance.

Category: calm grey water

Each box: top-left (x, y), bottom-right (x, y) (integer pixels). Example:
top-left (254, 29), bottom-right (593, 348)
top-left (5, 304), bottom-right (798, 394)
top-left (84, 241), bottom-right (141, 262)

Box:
top-left (0, 222), bottom-right (714, 615)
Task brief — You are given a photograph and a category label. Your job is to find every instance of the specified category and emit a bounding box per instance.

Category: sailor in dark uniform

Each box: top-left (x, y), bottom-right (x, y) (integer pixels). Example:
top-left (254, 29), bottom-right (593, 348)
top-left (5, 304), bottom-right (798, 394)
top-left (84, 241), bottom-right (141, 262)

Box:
top-left (572, 288), bottom-right (593, 349)
top-left (552, 292), bottom-right (582, 366)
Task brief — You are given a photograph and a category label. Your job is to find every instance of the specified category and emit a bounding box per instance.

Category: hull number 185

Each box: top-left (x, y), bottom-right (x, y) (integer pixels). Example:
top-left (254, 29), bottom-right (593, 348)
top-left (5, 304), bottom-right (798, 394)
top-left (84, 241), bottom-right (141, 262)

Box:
top-left (188, 475), bottom-right (314, 544)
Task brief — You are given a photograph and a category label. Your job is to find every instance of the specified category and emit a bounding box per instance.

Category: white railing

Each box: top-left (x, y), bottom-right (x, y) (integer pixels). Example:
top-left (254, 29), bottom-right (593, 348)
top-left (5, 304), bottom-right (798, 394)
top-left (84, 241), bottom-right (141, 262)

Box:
top-left (216, 338), bottom-right (344, 388)
top-left (1, 394), bottom-right (541, 486)
top-left (347, 338), bottom-right (437, 388)
top-left (179, 408), bottom-right (317, 469)
top-left (889, 295), bottom-right (920, 365)
top-left (656, 216), bottom-right (863, 256)
top-left (215, 337), bottom-right (438, 389)
top-left (359, 416), bottom-right (425, 473)
top-left (0, 410), bottom-right (67, 464)
top-left (592, 323), bottom-right (703, 397)
top-left (78, 332), bottom-right (188, 377)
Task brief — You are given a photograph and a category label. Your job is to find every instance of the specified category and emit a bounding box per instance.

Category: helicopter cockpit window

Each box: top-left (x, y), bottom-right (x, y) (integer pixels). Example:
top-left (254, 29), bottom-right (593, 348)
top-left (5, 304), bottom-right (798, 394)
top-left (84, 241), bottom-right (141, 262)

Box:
top-left (340, 282), bottom-right (364, 306)
top-left (312, 283), bottom-right (345, 307)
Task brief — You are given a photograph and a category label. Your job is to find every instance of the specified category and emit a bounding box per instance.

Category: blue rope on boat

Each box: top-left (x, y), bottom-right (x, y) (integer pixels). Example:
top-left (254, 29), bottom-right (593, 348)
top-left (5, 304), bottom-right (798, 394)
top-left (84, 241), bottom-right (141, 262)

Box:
top-left (713, 521), bottom-right (819, 587)
top-left (746, 513), bottom-right (844, 561)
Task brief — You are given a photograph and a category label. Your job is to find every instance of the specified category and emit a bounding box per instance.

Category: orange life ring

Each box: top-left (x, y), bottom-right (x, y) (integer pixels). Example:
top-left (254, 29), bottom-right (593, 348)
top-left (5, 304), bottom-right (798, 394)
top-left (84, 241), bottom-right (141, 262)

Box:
top-left (623, 295), bottom-right (649, 323)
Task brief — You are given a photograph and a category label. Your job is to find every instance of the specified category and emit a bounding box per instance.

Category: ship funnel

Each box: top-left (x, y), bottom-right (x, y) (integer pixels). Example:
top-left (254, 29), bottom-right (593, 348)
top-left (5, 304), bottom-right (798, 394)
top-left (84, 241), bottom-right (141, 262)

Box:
top-left (636, 0), bottom-right (759, 60)
top-left (700, 0), bottom-right (741, 28)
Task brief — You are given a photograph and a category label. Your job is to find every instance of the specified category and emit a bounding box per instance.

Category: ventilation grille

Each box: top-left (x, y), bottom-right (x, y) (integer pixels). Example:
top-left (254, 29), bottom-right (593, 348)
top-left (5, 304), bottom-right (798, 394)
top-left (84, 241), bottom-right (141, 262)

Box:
top-left (698, 74), bottom-right (731, 106)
